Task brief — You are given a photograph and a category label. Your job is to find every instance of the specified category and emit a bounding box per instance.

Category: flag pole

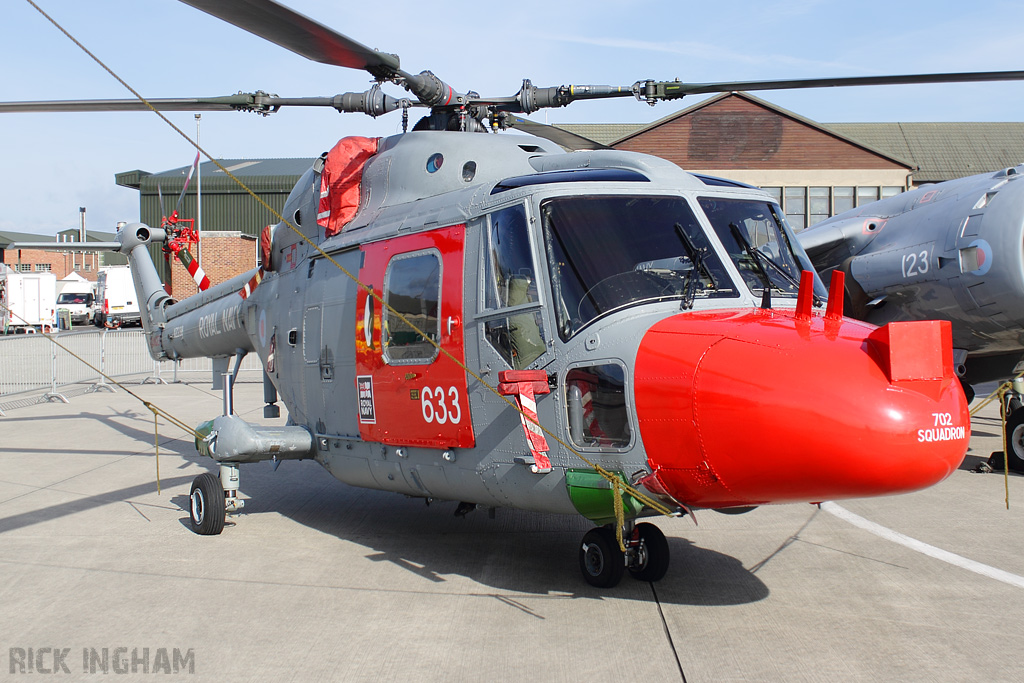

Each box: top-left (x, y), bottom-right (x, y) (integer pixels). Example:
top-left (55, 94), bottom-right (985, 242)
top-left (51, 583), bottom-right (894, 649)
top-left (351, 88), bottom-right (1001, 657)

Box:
top-left (195, 114), bottom-right (202, 266)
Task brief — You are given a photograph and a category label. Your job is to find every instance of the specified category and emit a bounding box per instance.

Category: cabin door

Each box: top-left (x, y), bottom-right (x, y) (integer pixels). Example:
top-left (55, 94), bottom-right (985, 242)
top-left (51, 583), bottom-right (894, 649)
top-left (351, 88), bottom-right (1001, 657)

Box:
top-left (354, 224), bottom-right (475, 449)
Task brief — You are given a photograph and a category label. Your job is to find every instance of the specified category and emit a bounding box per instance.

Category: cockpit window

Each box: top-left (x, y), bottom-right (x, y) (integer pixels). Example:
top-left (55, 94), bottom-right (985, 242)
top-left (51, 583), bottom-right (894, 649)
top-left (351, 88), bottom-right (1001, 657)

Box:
top-left (541, 195), bottom-right (737, 341)
top-left (699, 197), bottom-right (827, 299)
top-left (485, 205), bottom-right (538, 310)
top-left (482, 204), bottom-right (546, 369)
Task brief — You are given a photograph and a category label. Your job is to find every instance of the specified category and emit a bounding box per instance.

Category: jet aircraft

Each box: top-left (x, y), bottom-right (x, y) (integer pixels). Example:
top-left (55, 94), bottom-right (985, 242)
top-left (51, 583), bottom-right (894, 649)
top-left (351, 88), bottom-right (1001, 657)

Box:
top-left (798, 167), bottom-right (1024, 470)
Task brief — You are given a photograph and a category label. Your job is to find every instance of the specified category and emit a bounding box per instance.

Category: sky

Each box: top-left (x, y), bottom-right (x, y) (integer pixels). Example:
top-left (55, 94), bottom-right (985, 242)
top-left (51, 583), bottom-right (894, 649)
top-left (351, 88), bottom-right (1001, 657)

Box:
top-left (2, 0), bottom-right (1024, 236)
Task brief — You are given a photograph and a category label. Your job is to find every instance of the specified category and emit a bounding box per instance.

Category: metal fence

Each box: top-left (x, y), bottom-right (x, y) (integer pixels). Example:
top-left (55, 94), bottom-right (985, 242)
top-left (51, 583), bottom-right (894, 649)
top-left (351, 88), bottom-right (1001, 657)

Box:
top-left (0, 329), bottom-right (261, 410)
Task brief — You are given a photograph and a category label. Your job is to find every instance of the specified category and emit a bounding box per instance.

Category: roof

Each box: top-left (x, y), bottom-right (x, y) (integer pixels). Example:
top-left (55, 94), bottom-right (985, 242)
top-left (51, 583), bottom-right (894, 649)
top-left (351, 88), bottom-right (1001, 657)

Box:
top-left (824, 123), bottom-right (1024, 183)
top-left (55, 228), bottom-right (117, 242)
top-left (117, 158), bottom-right (314, 193)
top-left (1, 229), bottom-right (117, 250)
top-left (616, 92), bottom-right (915, 168)
top-left (0, 229), bottom-right (48, 248)
top-left (557, 97), bottom-right (1024, 183)
top-left (554, 123), bottom-right (643, 146)
top-left (556, 92), bottom-right (913, 168)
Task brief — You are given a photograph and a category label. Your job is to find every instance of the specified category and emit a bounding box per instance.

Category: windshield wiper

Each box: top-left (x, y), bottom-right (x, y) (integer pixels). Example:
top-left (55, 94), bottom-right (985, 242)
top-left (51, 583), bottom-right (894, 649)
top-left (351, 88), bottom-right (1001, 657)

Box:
top-left (674, 222), bottom-right (718, 309)
top-left (729, 223), bottom-right (821, 306)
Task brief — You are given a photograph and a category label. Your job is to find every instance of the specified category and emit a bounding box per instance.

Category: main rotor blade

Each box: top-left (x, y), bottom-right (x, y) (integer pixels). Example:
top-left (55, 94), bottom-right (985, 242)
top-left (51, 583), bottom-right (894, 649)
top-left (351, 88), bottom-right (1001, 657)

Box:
top-left (179, 0), bottom-right (402, 78)
top-left (0, 97), bottom-right (247, 113)
top-left (0, 92), bottom-right (416, 116)
top-left (507, 117), bottom-right (608, 151)
top-left (646, 70), bottom-right (1024, 100)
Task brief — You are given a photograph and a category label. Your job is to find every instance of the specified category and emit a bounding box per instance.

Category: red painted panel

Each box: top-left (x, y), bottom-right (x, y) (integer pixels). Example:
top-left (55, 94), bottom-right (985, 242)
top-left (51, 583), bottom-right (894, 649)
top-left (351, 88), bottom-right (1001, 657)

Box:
top-left (634, 309), bottom-right (968, 508)
top-left (355, 224), bottom-right (475, 448)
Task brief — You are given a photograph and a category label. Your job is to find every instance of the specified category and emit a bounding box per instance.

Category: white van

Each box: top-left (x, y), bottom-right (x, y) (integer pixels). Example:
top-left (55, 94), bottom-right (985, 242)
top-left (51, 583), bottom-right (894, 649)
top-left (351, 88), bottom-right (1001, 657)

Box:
top-left (96, 266), bottom-right (141, 327)
top-left (56, 280), bottom-right (97, 326)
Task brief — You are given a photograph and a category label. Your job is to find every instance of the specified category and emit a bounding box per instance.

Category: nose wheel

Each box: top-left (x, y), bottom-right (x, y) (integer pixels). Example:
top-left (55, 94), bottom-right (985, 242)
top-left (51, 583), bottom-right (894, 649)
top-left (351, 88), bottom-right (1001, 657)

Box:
top-left (578, 522), bottom-right (671, 588)
top-left (627, 522), bottom-right (670, 582)
top-left (579, 527), bottom-right (624, 587)
top-left (189, 472), bottom-right (225, 535)
top-left (1003, 407), bottom-right (1024, 472)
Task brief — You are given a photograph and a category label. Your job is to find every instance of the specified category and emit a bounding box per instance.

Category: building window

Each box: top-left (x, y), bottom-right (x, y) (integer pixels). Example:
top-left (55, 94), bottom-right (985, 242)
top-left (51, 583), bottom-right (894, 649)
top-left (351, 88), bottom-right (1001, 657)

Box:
top-left (834, 187), bottom-right (855, 214)
top-left (857, 186), bottom-right (879, 207)
top-left (784, 187), bottom-right (807, 231)
top-left (84, 263), bottom-right (92, 272)
top-left (882, 186), bottom-right (904, 199)
top-left (18, 264), bottom-right (32, 272)
top-left (762, 187), bottom-right (782, 206)
top-left (809, 187), bottom-right (830, 227)
top-left (34, 263), bottom-right (52, 272)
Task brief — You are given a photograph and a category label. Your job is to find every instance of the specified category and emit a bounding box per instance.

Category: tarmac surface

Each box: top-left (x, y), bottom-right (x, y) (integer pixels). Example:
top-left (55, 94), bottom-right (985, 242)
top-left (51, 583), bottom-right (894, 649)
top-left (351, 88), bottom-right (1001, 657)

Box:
top-left (1, 376), bottom-right (1022, 682)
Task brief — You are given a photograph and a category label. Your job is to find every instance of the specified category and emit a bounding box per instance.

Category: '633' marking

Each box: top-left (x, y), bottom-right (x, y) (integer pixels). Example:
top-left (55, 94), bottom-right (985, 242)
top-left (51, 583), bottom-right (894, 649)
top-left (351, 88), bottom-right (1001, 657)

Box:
top-left (420, 386), bottom-right (462, 425)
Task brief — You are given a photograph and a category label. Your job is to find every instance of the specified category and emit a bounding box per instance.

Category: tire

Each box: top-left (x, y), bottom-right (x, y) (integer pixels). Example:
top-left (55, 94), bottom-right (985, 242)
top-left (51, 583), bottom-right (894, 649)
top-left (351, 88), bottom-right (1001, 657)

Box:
top-left (628, 522), bottom-right (671, 583)
top-left (958, 379), bottom-right (975, 404)
top-left (1004, 409), bottom-right (1024, 473)
top-left (579, 527), bottom-right (624, 588)
top-left (189, 472), bottom-right (225, 535)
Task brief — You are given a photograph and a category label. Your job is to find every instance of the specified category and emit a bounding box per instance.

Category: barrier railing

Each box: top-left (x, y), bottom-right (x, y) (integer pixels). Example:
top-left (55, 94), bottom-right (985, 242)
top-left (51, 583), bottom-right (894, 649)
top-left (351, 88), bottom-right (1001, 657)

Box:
top-left (0, 329), bottom-right (262, 408)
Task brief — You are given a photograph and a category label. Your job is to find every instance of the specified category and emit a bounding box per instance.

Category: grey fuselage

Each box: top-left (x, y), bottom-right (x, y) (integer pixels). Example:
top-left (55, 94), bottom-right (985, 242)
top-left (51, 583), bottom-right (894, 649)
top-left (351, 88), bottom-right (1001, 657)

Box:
top-left (127, 131), bottom-right (837, 517)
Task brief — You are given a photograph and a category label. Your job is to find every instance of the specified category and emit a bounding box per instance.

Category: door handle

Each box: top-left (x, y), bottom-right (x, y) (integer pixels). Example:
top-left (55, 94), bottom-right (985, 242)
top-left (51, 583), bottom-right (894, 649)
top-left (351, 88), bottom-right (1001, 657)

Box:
top-left (363, 288), bottom-right (374, 350)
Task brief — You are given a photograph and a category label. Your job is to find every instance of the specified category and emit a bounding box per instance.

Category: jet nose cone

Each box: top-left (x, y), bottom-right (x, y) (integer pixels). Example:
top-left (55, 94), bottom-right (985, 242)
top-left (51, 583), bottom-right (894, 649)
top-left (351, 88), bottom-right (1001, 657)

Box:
top-left (634, 311), bottom-right (968, 508)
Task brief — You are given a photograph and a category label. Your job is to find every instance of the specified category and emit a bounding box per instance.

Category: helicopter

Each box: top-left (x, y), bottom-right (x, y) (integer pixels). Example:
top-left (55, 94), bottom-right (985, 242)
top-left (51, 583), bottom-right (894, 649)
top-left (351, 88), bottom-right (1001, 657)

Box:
top-left (9, 0), bottom-right (1016, 588)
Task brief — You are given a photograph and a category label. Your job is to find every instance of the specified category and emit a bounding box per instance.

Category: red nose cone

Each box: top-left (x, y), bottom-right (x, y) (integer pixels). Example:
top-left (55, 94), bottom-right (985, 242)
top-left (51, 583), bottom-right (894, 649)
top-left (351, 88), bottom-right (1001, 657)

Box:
top-left (634, 310), bottom-right (968, 508)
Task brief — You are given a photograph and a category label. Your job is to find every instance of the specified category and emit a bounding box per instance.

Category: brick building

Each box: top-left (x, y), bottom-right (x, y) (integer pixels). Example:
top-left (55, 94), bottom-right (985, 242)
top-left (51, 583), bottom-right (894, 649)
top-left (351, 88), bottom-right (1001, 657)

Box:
top-left (116, 158), bottom-right (310, 284)
top-left (0, 229), bottom-right (121, 281)
top-left (557, 91), bottom-right (1024, 231)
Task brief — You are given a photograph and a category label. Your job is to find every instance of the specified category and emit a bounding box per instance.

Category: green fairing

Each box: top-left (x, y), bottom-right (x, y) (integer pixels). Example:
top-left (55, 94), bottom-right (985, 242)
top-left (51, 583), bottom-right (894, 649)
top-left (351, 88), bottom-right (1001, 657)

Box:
top-left (194, 420), bottom-right (215, 457)
top-left (565, 468), bottom-right (644, 525)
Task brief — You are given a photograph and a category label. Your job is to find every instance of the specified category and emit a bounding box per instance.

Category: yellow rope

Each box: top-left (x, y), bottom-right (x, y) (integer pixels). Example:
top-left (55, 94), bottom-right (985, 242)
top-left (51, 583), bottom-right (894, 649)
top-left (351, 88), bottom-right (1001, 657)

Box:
top-left (22, 0), bottom-right (676, 523)
top-left (997, 385), bottom-right (1011, 510)
top-left (151, 407), bottom-right (161, 494)
top-left (0, 299), bottom-right (202, 493)
top-left (611, 480), bottom-right (626, 552)
top-left (969, 375), bottom-right (1020, 509)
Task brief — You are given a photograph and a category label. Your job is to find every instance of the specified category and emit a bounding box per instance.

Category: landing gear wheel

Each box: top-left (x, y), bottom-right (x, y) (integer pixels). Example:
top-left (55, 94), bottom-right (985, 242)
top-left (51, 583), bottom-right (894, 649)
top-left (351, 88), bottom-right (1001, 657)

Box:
top-left (579, 527), bottom-right (625, 588)
top-left (189, 472), bottom-right (225, 535)
top-left (628, 522), bottom-right (670, 583)
top-left (1004, 409), bottom-right (1024, 472)
top-left (958, 378), bottom-right (975, 404)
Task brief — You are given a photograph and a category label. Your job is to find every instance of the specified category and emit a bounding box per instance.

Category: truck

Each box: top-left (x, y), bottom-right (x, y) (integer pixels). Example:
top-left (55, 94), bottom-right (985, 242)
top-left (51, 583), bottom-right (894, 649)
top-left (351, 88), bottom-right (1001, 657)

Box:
top-left (95, 265), bottom-right (141, 328)
top-left (55, 279), bottom-right (97, 327)
top-left (0, 270), bottom-right (57, 333)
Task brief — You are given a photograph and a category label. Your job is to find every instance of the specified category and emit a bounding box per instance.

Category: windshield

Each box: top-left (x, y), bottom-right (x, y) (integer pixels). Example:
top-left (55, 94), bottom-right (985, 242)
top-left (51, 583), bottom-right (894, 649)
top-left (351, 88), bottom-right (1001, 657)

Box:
top-left (699, 197), bottom-right (826, 299)
top-left (541, 195), bottom-right (737, 340)
top-left (57, 293), bottom-right (93, 305)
